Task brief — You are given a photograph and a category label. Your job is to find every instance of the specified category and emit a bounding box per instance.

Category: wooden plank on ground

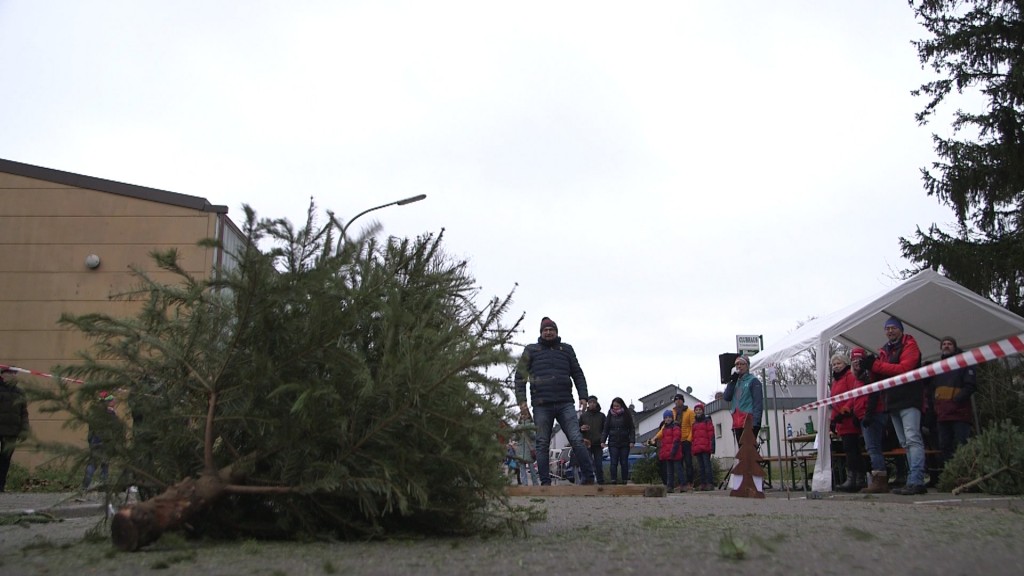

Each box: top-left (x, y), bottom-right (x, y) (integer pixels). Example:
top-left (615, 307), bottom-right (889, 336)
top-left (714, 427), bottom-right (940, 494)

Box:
top-left (505, 484), bottom-right (666, 497)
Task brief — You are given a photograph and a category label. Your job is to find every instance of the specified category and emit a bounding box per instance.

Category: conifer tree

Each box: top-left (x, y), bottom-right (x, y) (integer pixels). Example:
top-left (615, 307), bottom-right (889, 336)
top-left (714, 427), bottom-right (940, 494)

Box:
top-left (33, 202), bottom-right (524, 550)
top-left (900, 0), bottom-right (1024, 315)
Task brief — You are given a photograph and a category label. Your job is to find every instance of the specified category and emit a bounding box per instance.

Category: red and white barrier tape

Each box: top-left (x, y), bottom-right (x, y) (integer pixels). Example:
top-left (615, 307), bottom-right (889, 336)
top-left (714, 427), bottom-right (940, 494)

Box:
top-left (785, 332), bottom-right (1024, 414)
top-left (1, 364), bottom-right (84, 385)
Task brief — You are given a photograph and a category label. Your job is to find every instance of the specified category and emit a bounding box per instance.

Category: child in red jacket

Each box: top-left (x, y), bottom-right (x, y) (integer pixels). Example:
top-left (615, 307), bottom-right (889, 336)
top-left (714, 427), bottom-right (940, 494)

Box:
top-left (656, 410), bottom-right (684, 492)
top-left (691, 403), bottom-right (716, 490)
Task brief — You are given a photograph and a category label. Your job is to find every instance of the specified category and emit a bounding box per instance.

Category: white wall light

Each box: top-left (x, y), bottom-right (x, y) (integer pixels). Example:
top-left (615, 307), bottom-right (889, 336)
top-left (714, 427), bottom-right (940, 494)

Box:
top-left (85, 254), bottom-right (101, 269)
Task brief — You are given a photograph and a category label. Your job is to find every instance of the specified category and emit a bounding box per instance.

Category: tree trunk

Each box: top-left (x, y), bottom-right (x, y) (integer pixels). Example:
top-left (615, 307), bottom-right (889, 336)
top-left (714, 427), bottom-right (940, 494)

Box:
top-left (111, 471), bottom-right (227, 551)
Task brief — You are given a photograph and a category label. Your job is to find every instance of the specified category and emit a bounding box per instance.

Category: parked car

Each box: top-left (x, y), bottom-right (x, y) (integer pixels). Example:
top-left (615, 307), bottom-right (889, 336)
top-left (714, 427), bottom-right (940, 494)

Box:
top-left (603, 443), bottom-right (653, 481)
top-left (556, 447), bottom-right (574, 480)
top-left (562, 443), bottom-right (653, 483)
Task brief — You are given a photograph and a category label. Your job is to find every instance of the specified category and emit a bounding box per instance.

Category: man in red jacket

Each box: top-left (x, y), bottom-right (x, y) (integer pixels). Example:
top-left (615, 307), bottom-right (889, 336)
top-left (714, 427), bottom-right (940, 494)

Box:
top-left (862, 317), bottom-right (925, 495)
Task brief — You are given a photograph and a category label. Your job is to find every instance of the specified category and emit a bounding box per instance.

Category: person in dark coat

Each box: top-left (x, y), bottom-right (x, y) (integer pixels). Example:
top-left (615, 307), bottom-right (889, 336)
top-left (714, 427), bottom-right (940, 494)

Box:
top-left (579, 395), bottom-right (606, 484)
top-left (514, 316), bottom-right (595, 485)
top-left (81, 391), bottom-right (123, 490)
top-left (0, 367), bottom-right (30, 492)
top-left (602, 396), bottom-right (635, 484)
top-left (930, 337), bottom-right (976, 467)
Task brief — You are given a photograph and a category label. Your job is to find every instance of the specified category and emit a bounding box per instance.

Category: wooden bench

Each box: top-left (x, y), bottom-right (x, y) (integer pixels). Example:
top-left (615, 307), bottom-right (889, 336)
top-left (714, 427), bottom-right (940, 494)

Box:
top-left (757, 454), bottom-right (817, 490)
top-left (832, 448), bottom-right (942, 487)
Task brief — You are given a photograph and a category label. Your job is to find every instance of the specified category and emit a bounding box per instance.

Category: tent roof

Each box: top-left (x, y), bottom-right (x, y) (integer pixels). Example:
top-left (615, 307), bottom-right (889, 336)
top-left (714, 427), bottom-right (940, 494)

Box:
top-left (750, 268), bottom-right (1024, 371)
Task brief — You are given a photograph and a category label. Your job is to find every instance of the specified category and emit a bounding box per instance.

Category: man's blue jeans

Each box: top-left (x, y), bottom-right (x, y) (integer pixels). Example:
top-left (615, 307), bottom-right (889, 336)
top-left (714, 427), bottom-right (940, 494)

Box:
top-left (533, 403), bottom-right (595, 485)
top-left (890, 407), bottom-right (926, 486)
top-left (860, 415), bottom-right (887, 473)
top-left (937, 420), bottom-right (972, 464)
top-left (680, 441), bottom-right (694, 486)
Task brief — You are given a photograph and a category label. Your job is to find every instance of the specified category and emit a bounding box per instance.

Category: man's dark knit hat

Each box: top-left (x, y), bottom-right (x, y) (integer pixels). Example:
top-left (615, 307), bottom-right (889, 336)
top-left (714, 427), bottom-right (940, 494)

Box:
top-left (540, 317), bottom-right (558, 333)
top-left (884, 317), bottom-right (904, 331)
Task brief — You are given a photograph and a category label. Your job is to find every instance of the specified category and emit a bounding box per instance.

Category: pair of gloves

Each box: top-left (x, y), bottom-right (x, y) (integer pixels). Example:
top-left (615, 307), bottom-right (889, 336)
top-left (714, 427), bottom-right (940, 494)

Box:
top-left (831, 410), bottom-right (853, 433)
top-left (833, 410), bottom-right (855, 421)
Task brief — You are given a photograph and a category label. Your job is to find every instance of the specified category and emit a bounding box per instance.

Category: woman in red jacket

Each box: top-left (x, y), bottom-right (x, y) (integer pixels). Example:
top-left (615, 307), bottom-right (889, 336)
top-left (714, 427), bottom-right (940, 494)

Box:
top-left (830, 353), bottom-right (867, 492)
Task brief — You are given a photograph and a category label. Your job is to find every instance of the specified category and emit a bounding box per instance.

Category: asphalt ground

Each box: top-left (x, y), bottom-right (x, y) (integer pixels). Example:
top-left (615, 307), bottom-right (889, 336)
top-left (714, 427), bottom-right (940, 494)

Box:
top-left (2, 487), bottom-right (1023, 575)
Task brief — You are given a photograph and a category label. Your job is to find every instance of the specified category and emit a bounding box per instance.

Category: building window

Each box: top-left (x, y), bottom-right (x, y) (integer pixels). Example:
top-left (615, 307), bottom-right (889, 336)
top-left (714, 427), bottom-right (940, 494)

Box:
top-left (715, 423), bottom-right (722, 438)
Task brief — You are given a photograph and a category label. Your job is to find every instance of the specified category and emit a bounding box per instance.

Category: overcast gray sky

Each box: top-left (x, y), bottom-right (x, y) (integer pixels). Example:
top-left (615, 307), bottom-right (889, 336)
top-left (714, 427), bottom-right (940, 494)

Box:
top-left (0, 1), bottom-right (958, 408)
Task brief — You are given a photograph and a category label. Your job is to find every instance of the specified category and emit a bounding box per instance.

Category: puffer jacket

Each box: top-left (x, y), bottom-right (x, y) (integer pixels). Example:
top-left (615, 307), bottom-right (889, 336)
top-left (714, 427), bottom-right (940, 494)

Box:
top-left (872, 334), bottom-right (923, 411)
top-left (514, 337), bottom-right (588, 407)
top-left (603, 409), bottom-right (635, 448)
top-left (691, 410), bottom-right (715, 455)
top-left (679, 406), bottom-right (696, 442)
top-left (579, 406), bottom-right (605, 445)
top-left (830, 366), bottom-right (865, 436)
top-left (657, 422), bottom-right (682, 461)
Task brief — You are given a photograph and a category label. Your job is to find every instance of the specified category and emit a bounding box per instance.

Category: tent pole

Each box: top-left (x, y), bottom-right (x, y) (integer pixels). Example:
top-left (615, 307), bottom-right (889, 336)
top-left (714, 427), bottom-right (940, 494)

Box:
top-left (770, 369), bottom-right (787, 497)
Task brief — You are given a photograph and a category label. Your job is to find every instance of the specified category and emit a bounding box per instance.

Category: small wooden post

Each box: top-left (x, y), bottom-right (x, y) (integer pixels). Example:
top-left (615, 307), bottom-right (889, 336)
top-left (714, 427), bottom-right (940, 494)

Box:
top-left (728, 418), bottom-right (765, 499)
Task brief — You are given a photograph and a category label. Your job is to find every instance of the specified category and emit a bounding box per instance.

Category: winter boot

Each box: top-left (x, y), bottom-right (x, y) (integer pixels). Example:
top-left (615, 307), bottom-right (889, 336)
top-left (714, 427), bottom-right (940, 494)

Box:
top-left (837, 470), bottom-right (858, 492)
top-left (860, 471), bottom-right (888, 494)
top-left (853, 471), bottom-right (868, 491)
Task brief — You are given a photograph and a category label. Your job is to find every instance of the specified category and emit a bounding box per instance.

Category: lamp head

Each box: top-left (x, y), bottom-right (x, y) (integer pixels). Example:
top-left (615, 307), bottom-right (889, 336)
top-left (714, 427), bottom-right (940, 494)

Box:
top-left (396, 194), bottom-right (427, 206)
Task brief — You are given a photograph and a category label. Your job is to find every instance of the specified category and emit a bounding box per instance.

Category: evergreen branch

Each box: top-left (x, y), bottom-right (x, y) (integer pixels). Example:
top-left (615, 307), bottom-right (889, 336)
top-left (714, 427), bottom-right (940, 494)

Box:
top-left (204, 391), bottom-right (218, 473)
top-left (223, 485), bottom-right (296, 495)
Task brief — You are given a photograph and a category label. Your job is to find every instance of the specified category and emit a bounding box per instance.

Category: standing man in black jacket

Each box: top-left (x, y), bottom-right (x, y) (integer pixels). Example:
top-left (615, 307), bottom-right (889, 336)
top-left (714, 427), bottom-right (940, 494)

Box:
top-left (514, 317), bottom-right (596, 486)
top-left (0, 368), bottom-right (30, 492)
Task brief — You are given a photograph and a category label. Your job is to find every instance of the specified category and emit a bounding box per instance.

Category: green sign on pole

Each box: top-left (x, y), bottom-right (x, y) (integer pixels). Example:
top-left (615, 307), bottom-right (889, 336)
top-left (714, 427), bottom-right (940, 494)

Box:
top-left (736, 334), bottom-right (762, 357)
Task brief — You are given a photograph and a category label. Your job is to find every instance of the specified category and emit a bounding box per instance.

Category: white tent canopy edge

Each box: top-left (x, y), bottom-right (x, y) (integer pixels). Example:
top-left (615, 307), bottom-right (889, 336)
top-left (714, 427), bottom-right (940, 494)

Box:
top-left (748, 268), bottom-right (1024, 492)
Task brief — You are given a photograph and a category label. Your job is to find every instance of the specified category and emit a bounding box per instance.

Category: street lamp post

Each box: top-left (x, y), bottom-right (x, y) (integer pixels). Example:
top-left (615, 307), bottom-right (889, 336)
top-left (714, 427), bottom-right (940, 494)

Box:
top-left (338, 194), bottom-right (427, 242)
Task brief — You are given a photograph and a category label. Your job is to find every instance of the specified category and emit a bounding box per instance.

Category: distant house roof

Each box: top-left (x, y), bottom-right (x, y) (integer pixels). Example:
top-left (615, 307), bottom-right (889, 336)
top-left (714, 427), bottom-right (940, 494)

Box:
top-left (634, 384), bottom-right (703, 420)
top-left (0, 157), bottom-right (229, 214)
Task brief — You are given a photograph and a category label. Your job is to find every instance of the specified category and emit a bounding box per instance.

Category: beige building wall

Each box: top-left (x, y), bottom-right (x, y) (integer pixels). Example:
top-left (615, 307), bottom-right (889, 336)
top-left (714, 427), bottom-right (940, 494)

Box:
top-left (0, 160), bottom-right (242, 470)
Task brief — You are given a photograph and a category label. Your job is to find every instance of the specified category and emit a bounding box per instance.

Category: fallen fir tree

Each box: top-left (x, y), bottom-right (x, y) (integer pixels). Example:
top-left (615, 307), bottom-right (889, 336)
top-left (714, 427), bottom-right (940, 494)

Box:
top-left (32, 202), bottom-right (524, 550)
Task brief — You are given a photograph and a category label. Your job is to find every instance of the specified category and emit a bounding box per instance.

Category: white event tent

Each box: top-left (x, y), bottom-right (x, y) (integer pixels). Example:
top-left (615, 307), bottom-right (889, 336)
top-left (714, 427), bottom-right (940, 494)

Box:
top-left (749, 268), bottom-right (1024, 492)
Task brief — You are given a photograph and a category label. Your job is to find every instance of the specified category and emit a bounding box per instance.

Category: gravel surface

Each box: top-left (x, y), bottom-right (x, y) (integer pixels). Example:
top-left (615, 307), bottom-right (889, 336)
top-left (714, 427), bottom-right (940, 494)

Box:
top-left (2, 490), bottom-right (1023, 575)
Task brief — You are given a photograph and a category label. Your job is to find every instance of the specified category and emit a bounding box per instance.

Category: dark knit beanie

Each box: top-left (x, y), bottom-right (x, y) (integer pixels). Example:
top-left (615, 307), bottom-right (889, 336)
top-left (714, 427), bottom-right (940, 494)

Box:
top-left (540, 317), bottom-right (558, 333)
top-left (884, 317), bottom-right (904, 331)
